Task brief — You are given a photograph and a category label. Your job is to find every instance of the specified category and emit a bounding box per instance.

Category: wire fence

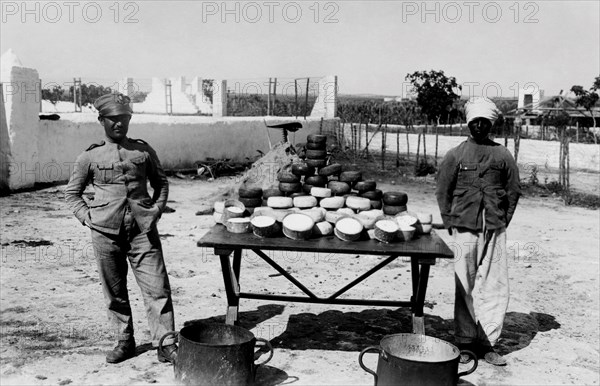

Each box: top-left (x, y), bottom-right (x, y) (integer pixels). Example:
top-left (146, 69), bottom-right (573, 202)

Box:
top-left (225, 77), bottom-right (320, 117)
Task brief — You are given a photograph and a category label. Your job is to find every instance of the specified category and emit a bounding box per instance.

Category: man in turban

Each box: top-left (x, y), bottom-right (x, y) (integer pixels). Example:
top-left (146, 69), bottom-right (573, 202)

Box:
top-left (436, 97), bottom-right (521, 366)
top-left (65, 93), bottom-right (177, 364)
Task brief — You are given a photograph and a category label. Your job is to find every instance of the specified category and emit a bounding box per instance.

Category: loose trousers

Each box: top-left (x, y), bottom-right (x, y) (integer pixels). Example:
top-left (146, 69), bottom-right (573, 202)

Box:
top-left (91, 207), bottom-right (176, 346)
top-left (453, 225), bottom-right (509, 347)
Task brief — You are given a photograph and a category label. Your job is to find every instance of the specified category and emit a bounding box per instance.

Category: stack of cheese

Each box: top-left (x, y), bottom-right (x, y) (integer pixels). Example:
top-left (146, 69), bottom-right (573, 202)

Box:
top-left (237, 187), bottom-right (263, 214)
top-left (303, 134), bottom-right (328, 168)
top-left (214, 134), bottom-right (433, 242)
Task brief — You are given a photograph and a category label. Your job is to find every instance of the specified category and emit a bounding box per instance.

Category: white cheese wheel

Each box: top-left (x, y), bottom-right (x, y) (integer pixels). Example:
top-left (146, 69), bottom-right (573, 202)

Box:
top-left (335, 217), bottom-right (364, 241)
top-left (398, 225), bottom-right (416, 241)
top-left (360, 209), bottom-right (385, 219)
top-left (396, 215), bottom-right (418, 228)
top-left (319, 196), bottom-right (346, 210)
top-left (222, 200), bottom-right (247, 222)
top-left (293, 195), bottom-right (318, 209)
top-left (312, 221), bottom-right (333, 236)
top-left (301, 207), bottom-right (326, 223)
top-left (310, 187), bottom-right (332, 198)
top-left (337, 207), bottom-right (356, 216)
top-left (419, 223), bottom-right (433, 235)
top-left (272, 208), bottom-right (300, 222)
top-left (226, 217), bottom-right (251, 233)
top-left (251, 206), bottom-right (276, 219)
top-left (325, 210), bottom-right (350, 224)
top-left (251, 216), bottom-right (279, 238)
top-left (267, 196), bottom-right (293, 209)
top-left (374, 220), bottom-right (399, 243)
top-left (345, 196), bottom-right (371, 211)
top-left (282, 213), bottom-right (315, 240)
top-left (355, 213), bottom-right (382, 230)
top-left (417, 213), bottom-right (433, 224)
top-left (213, 201), bottom-right (225, 213)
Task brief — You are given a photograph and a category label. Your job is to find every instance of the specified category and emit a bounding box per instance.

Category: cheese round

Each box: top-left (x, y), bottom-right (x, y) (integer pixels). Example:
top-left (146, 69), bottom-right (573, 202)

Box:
top-left (346, 196), bottom-right (371, 211)
top-left (312, 221), bottom-right (333, 236)
top-left (310, 187), bottom-right (332, 198)
top-left (213, 201), bottom-right (225, 213)
top-left (328, 181), bottom-right (351, 196)
top-left (319, 196), bottom-right (346, 210)
top-left (226, 217), bottom-right (251, 233)
top-left (282, 213), bottom-right (315, 240)
top-left (417, 213), bottom-right (433, 224)
top-left (294, 195), bottom-right (318, 209)
top-left (251, 216), bottom-right (279, 238)
top-left (301, 207), bottom-right (326, 223)
top-left (374, 220), bottom-right (399, 243)
top-left (267, 196), bottom-right (293, 209)
top-left (325, 210), bottom-right (349, 224)
top-left (396, 215), bottom-right (418, 228)
top-left (334, 217), bottom-right (364, 242)
top-left (398, 225), bottom-right (416, 241)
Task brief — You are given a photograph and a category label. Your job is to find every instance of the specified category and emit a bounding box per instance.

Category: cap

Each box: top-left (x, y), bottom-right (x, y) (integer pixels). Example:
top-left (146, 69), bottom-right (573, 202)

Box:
top-left (465, 97), bottom-right (500, 125)
top-left (94, 93), bottom-right (133, 117)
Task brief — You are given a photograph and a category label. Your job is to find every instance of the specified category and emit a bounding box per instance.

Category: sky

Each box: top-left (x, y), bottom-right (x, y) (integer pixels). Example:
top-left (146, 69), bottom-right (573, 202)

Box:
top-left (1, 0), bottom-right (599, 97)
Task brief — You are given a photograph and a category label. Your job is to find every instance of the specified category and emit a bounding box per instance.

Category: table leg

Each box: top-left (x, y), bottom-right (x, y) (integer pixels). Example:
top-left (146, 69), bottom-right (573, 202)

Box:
top-left (218, 250), bottom-right (240, 325)
top-left (412, 263), bottom-right (430, 334)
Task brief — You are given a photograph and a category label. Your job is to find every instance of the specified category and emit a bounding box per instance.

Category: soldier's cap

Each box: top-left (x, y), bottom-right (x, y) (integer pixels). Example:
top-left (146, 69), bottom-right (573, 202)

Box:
top-left (465, 97), bottom-right (501, 126)
top-left (94, 93), bottom-right (133, 117)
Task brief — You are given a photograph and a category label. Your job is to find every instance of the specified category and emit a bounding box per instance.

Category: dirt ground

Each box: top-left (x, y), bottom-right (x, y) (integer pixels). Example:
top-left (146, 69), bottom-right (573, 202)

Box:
top-left (1, 175), bottom-right (599, 385)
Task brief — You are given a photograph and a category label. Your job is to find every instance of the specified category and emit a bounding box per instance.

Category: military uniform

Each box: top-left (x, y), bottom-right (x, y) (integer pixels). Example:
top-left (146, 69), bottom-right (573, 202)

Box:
top-left (65, 136), bottom-right (176, 348)
top-left (436, 98), bottom-right (521, 361)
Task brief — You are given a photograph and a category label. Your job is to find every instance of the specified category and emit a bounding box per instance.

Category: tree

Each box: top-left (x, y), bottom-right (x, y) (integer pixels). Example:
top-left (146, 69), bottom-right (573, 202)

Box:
top-left (41, 85), bottom-right (65, 105)
top-left (405, 70), bottom-right (462, 168)
top-left (571, 76), bottom-right (600, 128)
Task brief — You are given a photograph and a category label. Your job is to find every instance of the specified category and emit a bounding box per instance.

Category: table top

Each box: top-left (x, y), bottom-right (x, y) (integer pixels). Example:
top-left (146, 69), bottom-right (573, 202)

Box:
top-left (197, 225), bottom-right (454, 258)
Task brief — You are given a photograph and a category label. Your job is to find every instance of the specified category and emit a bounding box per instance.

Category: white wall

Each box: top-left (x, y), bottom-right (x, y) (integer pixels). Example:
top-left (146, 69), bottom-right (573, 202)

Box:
top-left (1, 63), bottom-right (41, 190)
top-left (21, 115), bottom-right (338, 187)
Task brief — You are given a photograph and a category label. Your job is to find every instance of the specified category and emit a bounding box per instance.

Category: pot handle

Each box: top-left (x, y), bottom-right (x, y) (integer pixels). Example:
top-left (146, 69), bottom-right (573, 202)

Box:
top-left (358, 346), bottom-right (381, 386)
top-left (254, 338), bottom-right (274, 367)
top-left (158, 331), bottom-right (179, 364)
top-left (457, 350), bottom-right (478, 378)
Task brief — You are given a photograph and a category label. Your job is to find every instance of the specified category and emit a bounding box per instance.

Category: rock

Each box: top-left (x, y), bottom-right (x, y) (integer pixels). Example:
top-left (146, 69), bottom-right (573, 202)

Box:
top-left (195, 208), bottom-right (212, 216)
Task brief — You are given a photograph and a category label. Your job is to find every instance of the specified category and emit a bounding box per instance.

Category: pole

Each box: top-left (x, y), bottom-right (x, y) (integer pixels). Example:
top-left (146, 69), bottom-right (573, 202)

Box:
top-left (267, 78), bottom-right (271, 116)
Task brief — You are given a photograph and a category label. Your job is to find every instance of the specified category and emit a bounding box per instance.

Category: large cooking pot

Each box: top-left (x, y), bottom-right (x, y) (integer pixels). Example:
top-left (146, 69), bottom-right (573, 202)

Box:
top-left (358, 333), bottom-right (477, 386)
top-left (158, 323), bottom-right (273, 385)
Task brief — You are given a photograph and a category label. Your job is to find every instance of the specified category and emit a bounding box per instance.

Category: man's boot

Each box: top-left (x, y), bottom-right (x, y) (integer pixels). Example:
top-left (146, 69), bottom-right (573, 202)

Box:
top-left (106, 338), bottom-right (136, 364)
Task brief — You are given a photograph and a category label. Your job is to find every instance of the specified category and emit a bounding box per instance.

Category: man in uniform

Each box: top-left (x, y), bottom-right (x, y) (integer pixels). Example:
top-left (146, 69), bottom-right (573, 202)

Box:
top-left (436, 97), bottom-right (521, 366)
top-left (65, 93), bottom-right (177, 364)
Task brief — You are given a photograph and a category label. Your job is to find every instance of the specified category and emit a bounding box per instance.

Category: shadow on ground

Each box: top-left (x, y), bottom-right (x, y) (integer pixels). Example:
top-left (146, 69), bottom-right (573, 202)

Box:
top-left (184, 304), bottom-right (559, 356)
top-left (267, 308), bottom-right (560, 356)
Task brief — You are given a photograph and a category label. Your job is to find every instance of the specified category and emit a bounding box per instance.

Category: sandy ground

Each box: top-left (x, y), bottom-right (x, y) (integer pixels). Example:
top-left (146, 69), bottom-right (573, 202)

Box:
top-left (1, 175), bottom-right (599, 385)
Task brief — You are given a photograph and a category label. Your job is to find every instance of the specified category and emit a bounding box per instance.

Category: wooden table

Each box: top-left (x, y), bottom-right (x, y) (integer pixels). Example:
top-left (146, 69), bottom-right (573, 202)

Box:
top-left (197, 226), bottom-right (454, 334)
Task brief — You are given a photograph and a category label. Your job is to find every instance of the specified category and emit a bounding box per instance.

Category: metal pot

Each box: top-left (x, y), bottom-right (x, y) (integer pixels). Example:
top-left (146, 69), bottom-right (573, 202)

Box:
top-left (158, 323), bottom-right (273, 386)
top-left (358, 333), bottom-right (477, 386)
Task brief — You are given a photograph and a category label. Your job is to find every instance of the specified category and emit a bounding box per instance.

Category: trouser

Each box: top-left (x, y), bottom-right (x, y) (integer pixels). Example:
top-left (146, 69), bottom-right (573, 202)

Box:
top-left (91, 207), bottom-right (176, 347)
top-left (453, 225), bottom-right (509, 347)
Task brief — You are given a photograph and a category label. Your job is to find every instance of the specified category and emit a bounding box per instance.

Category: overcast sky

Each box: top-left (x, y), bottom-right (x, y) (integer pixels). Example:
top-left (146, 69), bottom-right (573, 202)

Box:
top-left (1, 0), bottom-right (599, 97)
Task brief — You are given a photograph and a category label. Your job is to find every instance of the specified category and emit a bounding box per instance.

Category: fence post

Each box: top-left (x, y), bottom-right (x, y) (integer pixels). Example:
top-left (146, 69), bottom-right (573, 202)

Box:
top-left (212, 79), bottom-right (228, 117)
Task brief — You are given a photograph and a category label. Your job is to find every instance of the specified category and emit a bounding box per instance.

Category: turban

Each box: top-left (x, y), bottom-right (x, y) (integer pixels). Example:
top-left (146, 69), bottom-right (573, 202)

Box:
top-left (465, 97), bottom-right (500, 125)
top-left (94, 93), bottom-right (132, 117)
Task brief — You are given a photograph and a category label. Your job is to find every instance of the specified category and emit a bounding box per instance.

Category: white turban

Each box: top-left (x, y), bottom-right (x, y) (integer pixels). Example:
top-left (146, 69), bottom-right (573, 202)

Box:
top-left (465, 97), bottom-right (501, 125)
